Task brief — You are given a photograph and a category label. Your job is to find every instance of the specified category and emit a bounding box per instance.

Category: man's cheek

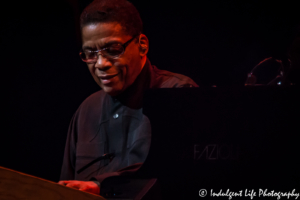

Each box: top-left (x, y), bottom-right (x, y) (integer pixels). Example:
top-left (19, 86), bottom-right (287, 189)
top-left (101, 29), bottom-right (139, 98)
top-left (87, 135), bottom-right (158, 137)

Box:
top-left (119, 67), bottom-right (127, 83)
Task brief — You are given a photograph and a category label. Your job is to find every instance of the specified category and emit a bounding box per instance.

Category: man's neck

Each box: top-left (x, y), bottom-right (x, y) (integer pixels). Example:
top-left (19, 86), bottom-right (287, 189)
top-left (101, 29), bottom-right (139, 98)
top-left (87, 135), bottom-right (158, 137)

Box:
top-left (140, 56), bottom-right (147, 70)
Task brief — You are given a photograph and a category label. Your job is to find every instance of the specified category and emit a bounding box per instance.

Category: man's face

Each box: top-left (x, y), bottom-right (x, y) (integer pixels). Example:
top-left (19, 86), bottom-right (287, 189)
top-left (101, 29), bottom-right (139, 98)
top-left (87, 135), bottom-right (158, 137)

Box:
top-left (81, 22), bottom-right (144, 96)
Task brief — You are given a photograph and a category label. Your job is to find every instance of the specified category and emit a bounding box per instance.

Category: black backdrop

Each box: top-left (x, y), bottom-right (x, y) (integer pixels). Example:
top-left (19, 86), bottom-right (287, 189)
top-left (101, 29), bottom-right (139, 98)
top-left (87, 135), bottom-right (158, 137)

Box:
top-left (1, 0), bottom-right (299, 182)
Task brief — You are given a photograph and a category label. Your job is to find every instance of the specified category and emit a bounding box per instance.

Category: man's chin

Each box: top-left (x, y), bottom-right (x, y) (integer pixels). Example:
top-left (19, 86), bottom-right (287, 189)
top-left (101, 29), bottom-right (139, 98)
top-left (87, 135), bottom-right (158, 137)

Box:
top-left (102, 86), bottom-right (122, 96)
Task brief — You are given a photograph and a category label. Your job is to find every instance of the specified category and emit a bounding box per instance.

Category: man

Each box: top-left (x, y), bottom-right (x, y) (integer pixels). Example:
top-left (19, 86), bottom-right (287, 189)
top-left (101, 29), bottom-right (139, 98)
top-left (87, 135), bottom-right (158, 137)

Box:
top-left (58, 0), bottom-right (198, 195)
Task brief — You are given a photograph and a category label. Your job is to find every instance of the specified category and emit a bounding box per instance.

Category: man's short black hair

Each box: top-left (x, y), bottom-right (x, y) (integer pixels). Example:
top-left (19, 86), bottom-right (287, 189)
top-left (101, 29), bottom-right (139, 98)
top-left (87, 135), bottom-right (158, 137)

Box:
top-left (80, 0), bottom-right (143, 37)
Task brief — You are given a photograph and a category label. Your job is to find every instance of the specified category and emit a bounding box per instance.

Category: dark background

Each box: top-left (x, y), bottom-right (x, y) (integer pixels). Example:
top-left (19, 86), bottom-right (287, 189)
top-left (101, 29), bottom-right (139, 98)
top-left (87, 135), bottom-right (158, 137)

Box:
top-left (1, 0), bottom-right (299, 182)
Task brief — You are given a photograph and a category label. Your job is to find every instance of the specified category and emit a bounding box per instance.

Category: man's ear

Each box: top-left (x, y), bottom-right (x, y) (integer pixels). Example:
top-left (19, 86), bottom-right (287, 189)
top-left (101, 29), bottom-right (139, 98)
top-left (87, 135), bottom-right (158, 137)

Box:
top-left (138, 34), bottom-right (149, 56)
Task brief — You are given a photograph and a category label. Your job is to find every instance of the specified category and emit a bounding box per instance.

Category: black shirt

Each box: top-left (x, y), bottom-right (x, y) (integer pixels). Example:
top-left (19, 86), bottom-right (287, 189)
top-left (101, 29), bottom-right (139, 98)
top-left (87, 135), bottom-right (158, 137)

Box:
top-left (60, 58), bottom-right (198, 183)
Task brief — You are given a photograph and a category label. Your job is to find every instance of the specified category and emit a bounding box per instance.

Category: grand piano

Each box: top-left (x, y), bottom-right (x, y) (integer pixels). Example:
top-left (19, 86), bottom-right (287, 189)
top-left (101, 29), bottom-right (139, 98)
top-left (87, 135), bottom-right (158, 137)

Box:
top-left (101, 86), bottom-right (300, 199)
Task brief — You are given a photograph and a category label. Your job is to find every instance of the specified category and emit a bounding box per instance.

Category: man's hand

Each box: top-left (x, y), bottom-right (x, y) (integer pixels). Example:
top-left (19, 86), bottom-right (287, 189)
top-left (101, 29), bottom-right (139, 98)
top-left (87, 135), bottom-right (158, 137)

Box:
top-left (58, 180), bottom-right (100, 195)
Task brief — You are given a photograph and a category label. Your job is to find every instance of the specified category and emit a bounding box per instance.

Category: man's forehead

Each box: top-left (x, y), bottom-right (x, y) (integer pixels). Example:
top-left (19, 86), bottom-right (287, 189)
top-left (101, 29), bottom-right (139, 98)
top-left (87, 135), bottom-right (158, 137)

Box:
top-left (82, 22), bottom-right (126, 39)
top-left (81, 22), bottom-right (131, 48)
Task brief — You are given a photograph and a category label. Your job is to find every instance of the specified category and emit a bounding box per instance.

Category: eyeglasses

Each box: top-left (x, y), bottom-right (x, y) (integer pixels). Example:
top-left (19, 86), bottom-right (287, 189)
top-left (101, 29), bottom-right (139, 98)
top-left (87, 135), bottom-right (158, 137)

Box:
top-left (79, 36), bottom-right (137, 63)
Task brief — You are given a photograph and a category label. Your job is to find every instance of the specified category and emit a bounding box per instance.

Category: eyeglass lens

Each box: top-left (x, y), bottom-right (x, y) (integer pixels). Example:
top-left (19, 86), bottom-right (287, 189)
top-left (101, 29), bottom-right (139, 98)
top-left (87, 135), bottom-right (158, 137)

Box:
top-left (80, 44), bottom-right (125, 62)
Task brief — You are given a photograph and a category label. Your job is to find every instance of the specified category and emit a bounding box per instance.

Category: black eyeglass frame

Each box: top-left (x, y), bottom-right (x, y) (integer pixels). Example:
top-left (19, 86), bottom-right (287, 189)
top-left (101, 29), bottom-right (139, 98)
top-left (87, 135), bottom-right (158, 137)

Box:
top-left (79, 35), bottom-right (138, 63)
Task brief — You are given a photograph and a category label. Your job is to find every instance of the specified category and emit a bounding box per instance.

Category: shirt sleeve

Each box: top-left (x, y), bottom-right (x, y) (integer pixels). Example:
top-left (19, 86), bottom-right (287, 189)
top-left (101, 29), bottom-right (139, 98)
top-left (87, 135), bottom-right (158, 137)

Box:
top-left (91, 163), bottom-right (143, 183)
top-left (59, 112), bottom-right (78, 180)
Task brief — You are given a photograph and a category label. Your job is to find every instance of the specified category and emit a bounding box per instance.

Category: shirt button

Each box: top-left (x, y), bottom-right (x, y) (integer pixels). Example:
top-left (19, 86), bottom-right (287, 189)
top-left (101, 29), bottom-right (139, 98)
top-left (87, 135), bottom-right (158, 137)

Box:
top-left (113, 113), bottom-right (119, 119)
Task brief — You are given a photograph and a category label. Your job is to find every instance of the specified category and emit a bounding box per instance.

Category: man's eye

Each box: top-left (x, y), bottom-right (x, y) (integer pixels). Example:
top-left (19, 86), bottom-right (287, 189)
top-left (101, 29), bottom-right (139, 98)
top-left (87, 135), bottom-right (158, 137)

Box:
top-left (85, 51), bottom-right (96, 57)
top-left (106, 45), bottom-right (123, 56)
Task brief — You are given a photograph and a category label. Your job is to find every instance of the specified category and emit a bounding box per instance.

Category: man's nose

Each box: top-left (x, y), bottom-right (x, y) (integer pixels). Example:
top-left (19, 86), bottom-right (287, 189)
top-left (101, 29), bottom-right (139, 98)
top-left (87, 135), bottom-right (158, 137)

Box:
top-left (94, 53), bottom-right (112, 71)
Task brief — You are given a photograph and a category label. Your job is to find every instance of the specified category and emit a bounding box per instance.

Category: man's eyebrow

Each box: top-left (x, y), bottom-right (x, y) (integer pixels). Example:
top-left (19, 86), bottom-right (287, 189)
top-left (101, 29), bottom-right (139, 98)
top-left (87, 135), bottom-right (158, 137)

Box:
top-left (104, 40), bottom-right (122, 46)
top-left (82, 40), bottom-right (122, 50)
top-left (82, 46), bottom-right (94, 51)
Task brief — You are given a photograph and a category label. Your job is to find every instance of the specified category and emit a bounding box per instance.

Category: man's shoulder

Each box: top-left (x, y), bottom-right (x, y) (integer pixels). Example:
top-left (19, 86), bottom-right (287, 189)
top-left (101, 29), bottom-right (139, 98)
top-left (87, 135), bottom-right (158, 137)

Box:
top-left (151, 65), bottom-right (199, 88)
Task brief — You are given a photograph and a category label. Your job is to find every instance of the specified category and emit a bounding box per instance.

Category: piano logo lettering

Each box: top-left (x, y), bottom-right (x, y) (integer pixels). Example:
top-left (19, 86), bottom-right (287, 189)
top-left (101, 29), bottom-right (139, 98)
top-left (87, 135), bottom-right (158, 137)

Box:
top-left (194, 144), bottom-right (241, 160)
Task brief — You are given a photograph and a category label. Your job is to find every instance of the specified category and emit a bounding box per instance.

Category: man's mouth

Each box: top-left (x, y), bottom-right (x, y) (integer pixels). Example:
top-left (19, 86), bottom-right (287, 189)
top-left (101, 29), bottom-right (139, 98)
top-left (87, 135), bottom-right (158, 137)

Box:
top-left (98, 73), bottom-right (118, 84)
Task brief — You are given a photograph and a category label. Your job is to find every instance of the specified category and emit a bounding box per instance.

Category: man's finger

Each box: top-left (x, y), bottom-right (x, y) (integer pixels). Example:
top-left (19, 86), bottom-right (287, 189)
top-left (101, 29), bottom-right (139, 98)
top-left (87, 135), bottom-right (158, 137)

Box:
top-left (65, 182), bottom-right (80, 189)
top-left (80, 181), bottom-right (100, 194)
top-left (58, 181), bottom-right (68, 185)
top-left (57, 180), bottom-right (100, 194)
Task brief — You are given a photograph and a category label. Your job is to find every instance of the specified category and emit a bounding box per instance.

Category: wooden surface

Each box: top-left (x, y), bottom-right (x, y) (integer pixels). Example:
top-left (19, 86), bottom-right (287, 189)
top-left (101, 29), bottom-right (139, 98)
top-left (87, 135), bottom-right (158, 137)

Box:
top-left (0, 166), bottom-right (106, 200)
